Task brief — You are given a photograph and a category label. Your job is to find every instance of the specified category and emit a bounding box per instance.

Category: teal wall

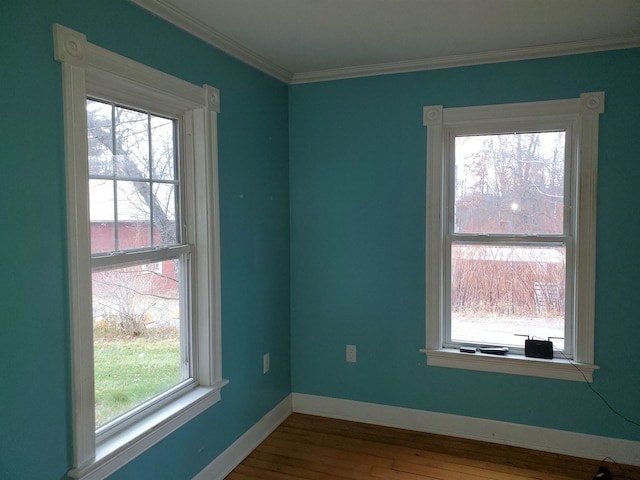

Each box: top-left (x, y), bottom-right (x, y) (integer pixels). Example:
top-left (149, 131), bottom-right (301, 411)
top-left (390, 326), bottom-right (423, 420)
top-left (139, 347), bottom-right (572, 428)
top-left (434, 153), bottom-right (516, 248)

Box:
top-left (0, 1), bottom-right (290, 479)
top-left (2, 0), bottom-right (639, 478)
top-left (290, 50), bottom-right (640, 442)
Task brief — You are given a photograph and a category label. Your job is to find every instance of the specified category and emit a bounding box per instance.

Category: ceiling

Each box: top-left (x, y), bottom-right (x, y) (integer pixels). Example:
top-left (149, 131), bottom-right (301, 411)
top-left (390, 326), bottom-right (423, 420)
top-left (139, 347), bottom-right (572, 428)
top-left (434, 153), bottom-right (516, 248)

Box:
top-left (132, 0), bottom-right (640, 84)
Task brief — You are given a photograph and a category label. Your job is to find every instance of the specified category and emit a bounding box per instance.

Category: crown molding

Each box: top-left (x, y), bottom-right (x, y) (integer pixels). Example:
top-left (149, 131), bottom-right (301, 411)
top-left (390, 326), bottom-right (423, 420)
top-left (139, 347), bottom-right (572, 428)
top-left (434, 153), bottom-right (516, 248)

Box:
top-left (130, 0), bottom-right (293, 84)
top-left (290, 34), bottom-right (640, 84)
top-left (131, 0), bottom-right (640, 86)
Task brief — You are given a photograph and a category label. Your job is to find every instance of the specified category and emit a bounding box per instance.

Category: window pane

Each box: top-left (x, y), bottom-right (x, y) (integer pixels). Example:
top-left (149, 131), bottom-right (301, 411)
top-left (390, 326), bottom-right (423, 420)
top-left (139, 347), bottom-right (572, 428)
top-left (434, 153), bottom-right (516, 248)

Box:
top-left (89, 179), bottom-right (115, 254)
top-left (450, 243), bottom-right (565, 350)
top-left (87, 99), bottom-right (114, 176)
top-left (92, 258), bottom-right (183, 427)
top-left (151, 115), bottom-right (176, 180)
top-left (114, 106), bottom-right (149, 179)
top-left (152, 182), bottom-right (177, 245)
top-left (116, 181), bottom-right (152, 250)
top-left (454, 132), bottom-right (565, 235)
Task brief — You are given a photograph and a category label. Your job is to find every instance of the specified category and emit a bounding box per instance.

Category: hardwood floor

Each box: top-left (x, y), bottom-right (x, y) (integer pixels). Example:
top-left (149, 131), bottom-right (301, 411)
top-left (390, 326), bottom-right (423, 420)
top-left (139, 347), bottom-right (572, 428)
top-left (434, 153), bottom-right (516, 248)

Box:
top-left (226, 413), bottom-right (640, 480)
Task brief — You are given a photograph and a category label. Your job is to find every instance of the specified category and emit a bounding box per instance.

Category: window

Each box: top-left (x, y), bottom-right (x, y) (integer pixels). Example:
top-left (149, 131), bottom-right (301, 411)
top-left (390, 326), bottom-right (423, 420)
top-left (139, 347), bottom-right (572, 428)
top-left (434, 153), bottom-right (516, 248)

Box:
top-left (54, 24), bottom-right (226, 479)
top-left (422, 93), bottom-right (604, 382)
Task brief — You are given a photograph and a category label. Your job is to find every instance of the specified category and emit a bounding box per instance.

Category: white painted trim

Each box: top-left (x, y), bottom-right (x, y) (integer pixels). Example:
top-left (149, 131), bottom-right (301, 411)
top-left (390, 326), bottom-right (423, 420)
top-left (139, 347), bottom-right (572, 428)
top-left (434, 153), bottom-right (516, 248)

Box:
top-left (423, 348), bottom-right (598, 382)
top-left (129, 1), bottom-right (640, 85)
top-left (290, 35), bottom-right (640, 84)
top-left (130, 0), bottom-right (293, 84)
top-left (574, 92), bottom-right (603, 365)
top-left (292, 393), bottom-right (640, 466)
top-left (194, 395), bottom-right (293, 480)
top-left (85, 43), bottom-right (203, 113)
top-left (59, 56), bottom-right (96, 469)
top-left (424, 106), bottom-right (444, 352)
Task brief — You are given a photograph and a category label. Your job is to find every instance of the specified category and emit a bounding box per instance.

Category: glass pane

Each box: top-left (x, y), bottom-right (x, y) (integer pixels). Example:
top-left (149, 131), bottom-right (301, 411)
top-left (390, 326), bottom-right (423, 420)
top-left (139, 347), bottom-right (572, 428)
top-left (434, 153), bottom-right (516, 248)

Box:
top-left (115, 106), bottom-right (149, 179)
top-left (92, 258), bottom-right (183, 427)
top-left (87, 99), bottom-right (114, 176)
top-left (151, 115), bottom-right (176, 180)
top-left (454, 132), bottom-right (565, 235)
top-left (116, 180), bottom-right (151, 250)
top-left (152, 182), bottom-right (177, 245)
top-left (87, 101), bottom-right (180, 254)
top-left (450, 243), bottom-right (565, 350)
top-left (89, 179), bottom-right (115, 254)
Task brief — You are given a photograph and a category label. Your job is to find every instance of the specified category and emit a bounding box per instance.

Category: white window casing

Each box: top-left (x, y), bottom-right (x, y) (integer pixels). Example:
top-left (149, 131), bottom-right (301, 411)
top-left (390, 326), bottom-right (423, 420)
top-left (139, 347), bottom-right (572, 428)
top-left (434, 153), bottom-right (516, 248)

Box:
top-left (54, 24), bottom-right (227, 479)
top-left (422, 93), bottom-right (604, 382)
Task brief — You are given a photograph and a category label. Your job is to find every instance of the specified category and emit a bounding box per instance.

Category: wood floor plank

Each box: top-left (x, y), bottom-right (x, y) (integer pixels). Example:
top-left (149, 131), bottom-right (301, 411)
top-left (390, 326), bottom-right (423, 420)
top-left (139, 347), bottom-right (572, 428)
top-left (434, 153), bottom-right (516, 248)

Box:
top-left (258, 436), bottom-right (392, 474)
top-left (369, 466), bottom-right (441, 480)
top-left (386, 457), bottom-right (568, 480)
top-left (230, 464), bottom-right (305, 480)
top-left (248, 451), bottom-right (363, 479)
top-left (242, 455), bottom-right (350, 480)
top-left (226, 414), bottom-right (640, 480)
top-left (268, 424), bottom-right (572, 480)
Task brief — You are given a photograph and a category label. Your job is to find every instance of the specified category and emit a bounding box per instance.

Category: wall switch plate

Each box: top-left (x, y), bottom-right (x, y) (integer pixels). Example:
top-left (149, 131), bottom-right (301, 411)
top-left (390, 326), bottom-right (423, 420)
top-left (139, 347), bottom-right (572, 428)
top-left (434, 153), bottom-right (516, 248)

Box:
top-left (263, 353), bottom-right (270, 373)
top-left (346, 345), bottom-right (356, 363)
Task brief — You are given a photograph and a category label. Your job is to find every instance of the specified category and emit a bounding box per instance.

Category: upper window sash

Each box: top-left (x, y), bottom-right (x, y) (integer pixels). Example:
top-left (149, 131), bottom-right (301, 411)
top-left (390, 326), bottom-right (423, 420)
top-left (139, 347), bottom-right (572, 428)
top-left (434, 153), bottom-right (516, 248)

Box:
top-left (86, 98), bottom-right (183, 252)
top-left (444, 124), bottom-right (576, 239)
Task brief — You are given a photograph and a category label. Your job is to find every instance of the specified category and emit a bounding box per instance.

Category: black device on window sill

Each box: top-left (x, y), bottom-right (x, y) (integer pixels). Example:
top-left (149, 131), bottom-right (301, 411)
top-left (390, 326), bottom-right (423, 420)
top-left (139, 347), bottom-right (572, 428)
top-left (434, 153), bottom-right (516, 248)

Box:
top-left (515, 335), bottom-right (555, 359)
top-left (525, 339), bottom-right (553, 359)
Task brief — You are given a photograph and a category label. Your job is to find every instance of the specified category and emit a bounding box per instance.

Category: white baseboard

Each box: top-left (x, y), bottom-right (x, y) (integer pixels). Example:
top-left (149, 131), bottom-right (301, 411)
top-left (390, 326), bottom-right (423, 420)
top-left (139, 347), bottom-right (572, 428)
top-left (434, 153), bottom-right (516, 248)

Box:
top-left (292, 393), bottom-right (640, 466)
top-left (194, 395), bottom-right (293, 480)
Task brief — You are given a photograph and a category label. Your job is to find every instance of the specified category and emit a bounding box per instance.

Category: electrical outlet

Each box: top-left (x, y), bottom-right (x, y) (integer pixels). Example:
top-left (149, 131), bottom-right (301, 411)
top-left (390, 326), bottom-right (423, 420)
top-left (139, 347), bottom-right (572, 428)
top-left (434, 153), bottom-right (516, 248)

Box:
top-left (263, 353), bottom-right (270, 373)
top-left (346, 345), bottom-right (356, 363)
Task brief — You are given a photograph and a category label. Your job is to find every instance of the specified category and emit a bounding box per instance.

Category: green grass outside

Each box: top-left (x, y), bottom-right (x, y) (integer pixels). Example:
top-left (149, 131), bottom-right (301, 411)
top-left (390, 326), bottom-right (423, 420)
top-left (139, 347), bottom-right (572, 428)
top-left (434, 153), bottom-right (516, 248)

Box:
top-left (94, 332), bottom-right (181, 427)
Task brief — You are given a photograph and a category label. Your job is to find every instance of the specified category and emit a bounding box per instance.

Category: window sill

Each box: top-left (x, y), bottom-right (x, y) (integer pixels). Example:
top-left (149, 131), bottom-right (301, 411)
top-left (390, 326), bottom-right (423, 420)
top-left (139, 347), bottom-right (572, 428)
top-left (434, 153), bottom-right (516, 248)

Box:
top-left (69, 380), bottom-right (229, 480)
top-left (422, 349), bottom-right (597, 382)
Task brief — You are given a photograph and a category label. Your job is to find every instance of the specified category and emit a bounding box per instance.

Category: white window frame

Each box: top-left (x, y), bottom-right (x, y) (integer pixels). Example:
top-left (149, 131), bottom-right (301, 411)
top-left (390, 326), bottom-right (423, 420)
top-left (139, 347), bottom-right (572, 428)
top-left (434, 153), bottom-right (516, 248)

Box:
top-left (422, 93), bottom-right (604, 382)
top-left (54, 24), bottom-right (227, 479)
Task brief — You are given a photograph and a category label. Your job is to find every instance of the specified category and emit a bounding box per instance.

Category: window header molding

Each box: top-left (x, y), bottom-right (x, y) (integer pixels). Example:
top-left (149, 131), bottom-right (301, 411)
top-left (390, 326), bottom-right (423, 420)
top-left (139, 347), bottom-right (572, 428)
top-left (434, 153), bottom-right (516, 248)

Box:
top-left (423, 92), bottom-right (604, 128)
top-left (53, 24), bottom-right (220, 114)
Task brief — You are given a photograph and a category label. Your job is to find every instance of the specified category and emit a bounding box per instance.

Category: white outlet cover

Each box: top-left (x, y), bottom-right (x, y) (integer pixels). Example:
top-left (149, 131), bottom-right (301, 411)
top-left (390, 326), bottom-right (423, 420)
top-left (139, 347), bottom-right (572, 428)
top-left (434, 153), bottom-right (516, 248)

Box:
top-left (263, 353), bottom-right (270, 373)
top-left (346, 345), bottom-right (356, 363)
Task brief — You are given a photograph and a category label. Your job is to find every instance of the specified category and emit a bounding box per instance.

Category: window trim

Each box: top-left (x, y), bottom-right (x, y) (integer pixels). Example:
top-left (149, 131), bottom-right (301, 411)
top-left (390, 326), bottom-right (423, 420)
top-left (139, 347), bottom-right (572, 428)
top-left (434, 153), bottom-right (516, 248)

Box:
top-left (54, 24), bottom-right (227, 479)
top-left (422, 93), bottom-right (604, 382)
